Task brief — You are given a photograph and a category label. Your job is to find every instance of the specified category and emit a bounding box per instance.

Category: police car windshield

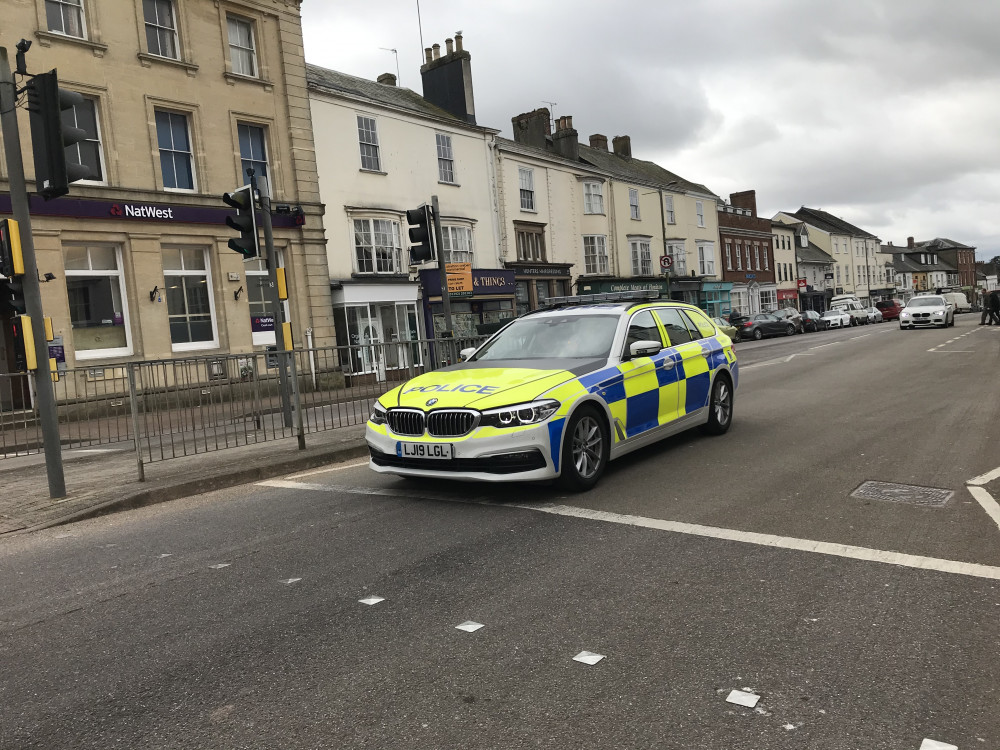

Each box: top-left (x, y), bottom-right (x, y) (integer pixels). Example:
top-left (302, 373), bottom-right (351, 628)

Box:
top-left (474, 314), bottom-right (619, 360)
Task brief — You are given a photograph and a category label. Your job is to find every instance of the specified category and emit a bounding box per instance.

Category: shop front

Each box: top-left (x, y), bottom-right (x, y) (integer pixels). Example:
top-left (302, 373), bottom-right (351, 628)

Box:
top-left (579, 278), bottom-right (672, 300)
top-left (777, 289), bottom-right (800, 309)
top-left (331, 281), bottom-right (422, 381)
top-left (700, 281), bottom-right (733, 317)
top-left (504, 262), bottom-right (573, 315)
top-left (729, 275), bottom-right (778, 315)
top-left (419, 268), bottom-right (517, 339)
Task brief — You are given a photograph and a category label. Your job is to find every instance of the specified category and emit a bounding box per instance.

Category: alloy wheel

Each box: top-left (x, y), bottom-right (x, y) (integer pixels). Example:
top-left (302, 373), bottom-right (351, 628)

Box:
top-left (571, 416), bottom-right (604, 480)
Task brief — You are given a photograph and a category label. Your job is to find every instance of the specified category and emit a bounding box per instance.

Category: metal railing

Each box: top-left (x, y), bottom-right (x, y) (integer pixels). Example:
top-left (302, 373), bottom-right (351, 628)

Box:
top-left (0, 335), bottom-right (488, 478)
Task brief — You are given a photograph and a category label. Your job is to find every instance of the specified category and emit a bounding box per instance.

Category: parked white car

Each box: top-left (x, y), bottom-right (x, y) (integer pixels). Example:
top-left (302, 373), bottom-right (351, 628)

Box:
top-left (864, 306), bottom-right (884, 323)
top-left (899, 295), bottom-right (955, 329)
top-left (821, 309), bottom-right (852, 328)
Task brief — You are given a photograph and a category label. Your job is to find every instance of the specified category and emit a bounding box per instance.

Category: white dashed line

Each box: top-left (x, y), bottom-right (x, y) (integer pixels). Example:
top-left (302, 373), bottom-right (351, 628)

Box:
top-left (208, 563), bottom-right (231, 569)
top-left (359, 596), bottom-right (385, 605)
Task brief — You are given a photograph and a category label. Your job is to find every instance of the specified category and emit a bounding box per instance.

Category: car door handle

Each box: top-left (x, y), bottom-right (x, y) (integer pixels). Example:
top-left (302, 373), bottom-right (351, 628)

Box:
top-left (661, 359), bottom-right (675, 369)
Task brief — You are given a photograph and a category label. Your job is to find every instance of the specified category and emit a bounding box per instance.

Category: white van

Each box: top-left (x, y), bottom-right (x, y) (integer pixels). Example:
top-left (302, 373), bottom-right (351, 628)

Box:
top-left (940, 292), bottom-right (970, 313)
top-left (829, 294), bottom-right (868, 326)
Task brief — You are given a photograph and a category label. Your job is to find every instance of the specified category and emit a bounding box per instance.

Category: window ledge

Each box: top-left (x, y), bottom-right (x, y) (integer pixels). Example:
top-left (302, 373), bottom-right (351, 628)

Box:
top-left (584, 212), bottom-right (607, 217)
top-left (223, 72), bottom-right (273, 91)
top-left (438, 180), bottom-right (461, 188)
top-left (520, 208), bottom-right (538, 214)
top-left (73, 349), bottom-right (134, 362)
top-left (359, 168), bottom-right (388, 176)
top-left (138, 52), bottom-right (199, 75)
top-left (35, 30), bottom-right (108, 56)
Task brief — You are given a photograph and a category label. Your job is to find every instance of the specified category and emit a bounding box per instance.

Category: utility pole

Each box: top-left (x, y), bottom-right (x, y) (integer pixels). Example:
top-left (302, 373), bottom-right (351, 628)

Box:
top-left (431, 195), bottom-right (453, 336)
top-left (0, 47), bottom-right (65, 498)
top-left (250, 171), bottom-right (293, 429)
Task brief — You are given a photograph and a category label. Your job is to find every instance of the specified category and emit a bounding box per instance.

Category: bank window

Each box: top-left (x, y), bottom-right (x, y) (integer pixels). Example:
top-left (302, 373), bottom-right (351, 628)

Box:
top-left (155, 109), bottom-right (195, 191)
top-left (629, 188), bottom-right (640, 220)
top-left (227, 14), bottom-right (257, 77)
top-left (354, 217), bottom-right (402, 274)
top-left (630, 238), bottom-right (651, 276)
top-left (583, 235), bottom-right (608, 274)
top-left (515, 223), bottom-right (545, 262)
top-left (441, 225), bottom-right (473, 264)
top-left (238, 122), bottom-right (268, 183)
top-left (64, 245), bottom-right (131, 359)
top-left (698, 242), bottom-right (715, 276)
top-left (763, 242), bottom-right (770, 270)
top-left (46, 0), bottom-right (85, 38)
top-left (664, 194), bottom-right (675, 224)
top-left (584, 182), bottom-right (604, 214)
top-left (245, 255), bottom-right (287, 346)
top-left (754, 243), bottom-right (761, 271)
top-left (667, 242), bottom-right (686, 275)
top-left (436, 133), bottom-right (455, 183)
top-left (163, 247), bottom-right (217, 350)
top-left (64, 96), bottom-right (104, 183)
top-left (745, 244), bottom-right (752, 271)
top-left (357, 115), bottom-right (381, 172)
top-left (144, 0), bottom-right (178, 59)
top-left (696, 201), bottom-right (705, 227)
top-left (519, 167), bottom-right (534, 211)
top-left (735, 243), bottom-right (742, 271)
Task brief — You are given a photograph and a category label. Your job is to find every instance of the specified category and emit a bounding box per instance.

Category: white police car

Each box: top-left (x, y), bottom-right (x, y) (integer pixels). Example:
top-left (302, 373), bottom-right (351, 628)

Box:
top-left (366, 292), bottom-right (738, 490)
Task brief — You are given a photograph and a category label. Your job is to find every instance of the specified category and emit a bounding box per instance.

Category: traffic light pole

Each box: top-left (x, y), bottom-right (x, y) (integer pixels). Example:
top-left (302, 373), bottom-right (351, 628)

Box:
top-left (0, 48), bottom-right (65, 498)
top-left (431, 195), bottom-right (454, 336)
top-left (251, 173), bottom-right (293, 430)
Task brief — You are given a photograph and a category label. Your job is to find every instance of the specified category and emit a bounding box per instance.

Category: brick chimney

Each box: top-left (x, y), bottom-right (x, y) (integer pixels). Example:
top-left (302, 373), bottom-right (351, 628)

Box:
top-left (729, 190), bottom-right (758, 217)
top-left (420, 35), bottom-right (476, 124)
top-left (612, 135), bottom-right (631, 159)
top-left (376, 73), bottom-right (397, 86)
top-left (589, 134), bottom-right (608, 151)
top-left (552, 115), bottom-right (579, 161)
top-left (907, 236), bottom-right (915, 248)
top-left (511, 108), bottom-right (550, 149)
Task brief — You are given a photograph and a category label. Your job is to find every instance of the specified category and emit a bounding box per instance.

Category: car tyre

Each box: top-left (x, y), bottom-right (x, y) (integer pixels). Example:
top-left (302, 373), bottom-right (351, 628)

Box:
top-left (785, 324), bottom-right (795, 336)
top-left (558, 406), bottom-right (609, 492)
top-left (703, 374), bottom-right (734, 436)
top-left (752, 328), bottom-right (763, 341)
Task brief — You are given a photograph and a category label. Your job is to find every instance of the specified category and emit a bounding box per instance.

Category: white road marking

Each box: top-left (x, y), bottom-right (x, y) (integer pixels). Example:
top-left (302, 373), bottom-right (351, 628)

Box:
top-left (359, 596), bottom-right (385, 605)
top-left (928, 350), bottom-right (975, 353)
top-left (261, 479), bottom-right (1000, 581)
top-left (968, 464), bottom-right (1000, 487)
top-left (280, 578), bottom-right (302, 585)
top-left (573, 651), bottom-right (605, 665)
top-left (289, 461), bottom-right (369, 479)
top-left (455, 621), bottom-right (484, 632)
top-left (920, 739), bottom-right (958, 750)
top-left (208, 563), bottom-right (230, 569)
top-left (809, 342), bottom-right (842, 350)
top-left (783, 352), bottom-right (814, 362)
top-left (157, 553), bottom-right (173, 558)
top-left (259, 478), bottom-right (485, 504)
top-left (726, 690), bottom-right (760, 708)
top-left (967, 486), bottom-right (1000, 534)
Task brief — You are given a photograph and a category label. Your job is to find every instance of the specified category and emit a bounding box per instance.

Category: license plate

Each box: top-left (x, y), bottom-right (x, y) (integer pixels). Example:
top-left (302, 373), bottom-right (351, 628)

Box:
top-left (396, 442), bottom-right (454, 459)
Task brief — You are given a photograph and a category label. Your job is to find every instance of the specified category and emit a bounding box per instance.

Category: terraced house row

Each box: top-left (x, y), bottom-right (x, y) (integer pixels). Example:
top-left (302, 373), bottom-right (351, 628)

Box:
top-left (0, 1), bottom-right (982, 384)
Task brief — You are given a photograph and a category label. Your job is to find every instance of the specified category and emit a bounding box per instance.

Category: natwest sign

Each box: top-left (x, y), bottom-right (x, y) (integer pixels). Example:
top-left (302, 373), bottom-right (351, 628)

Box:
top-left (111, 203), bottom-right (175, 220)
top-left (797, 278), bottom-right (808, 290)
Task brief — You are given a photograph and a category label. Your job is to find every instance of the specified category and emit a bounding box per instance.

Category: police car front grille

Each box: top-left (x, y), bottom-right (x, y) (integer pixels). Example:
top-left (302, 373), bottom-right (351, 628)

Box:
top-left (427, 410), bottom-right (478, 437)
top-left (386, 409), bottom-right (425, 436)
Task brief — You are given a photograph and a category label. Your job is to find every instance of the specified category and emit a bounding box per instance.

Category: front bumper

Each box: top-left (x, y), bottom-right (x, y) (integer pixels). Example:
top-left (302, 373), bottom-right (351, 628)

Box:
top-left (366, 420), bottom-right (561, 483)
top-left (900, 313), bottom-right (946, 327)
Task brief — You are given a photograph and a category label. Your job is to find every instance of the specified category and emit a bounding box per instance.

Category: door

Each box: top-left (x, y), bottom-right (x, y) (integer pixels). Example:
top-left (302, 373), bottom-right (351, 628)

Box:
top-left (654, 307), bottom-right (707, 421)
top-left (613, 310), bottom-right (669, 440)
top-left (361, 316), bottom-right (386, 381)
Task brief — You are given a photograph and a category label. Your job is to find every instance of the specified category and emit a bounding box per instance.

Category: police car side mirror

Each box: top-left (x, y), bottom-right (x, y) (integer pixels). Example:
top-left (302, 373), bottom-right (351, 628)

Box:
top-left (459, 347), bottom-right (477, 362)
top-left (628, 340), bottom-right (662, 360)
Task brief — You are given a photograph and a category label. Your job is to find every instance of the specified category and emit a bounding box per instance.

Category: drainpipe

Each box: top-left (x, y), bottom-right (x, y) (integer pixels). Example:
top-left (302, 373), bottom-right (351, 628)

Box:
top-left (658, 188), bottom-right (670, 299)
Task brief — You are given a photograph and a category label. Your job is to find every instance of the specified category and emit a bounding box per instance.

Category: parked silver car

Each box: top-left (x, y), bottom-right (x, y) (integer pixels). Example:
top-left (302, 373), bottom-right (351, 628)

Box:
top-left (899, 295), bottom-right (955, 329)
top-left (864, 306), bottom-right (884, 324)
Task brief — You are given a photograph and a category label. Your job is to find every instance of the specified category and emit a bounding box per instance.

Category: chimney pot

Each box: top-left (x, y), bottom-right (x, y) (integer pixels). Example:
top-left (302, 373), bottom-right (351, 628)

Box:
top-left (589, 134), bottom-right (608, 150)
top-left (432, 43), bottom-right (440, 60)
top-left (445, 38), bottom-right (454, 55)
top-left (907, 236), bottom-right (914, 248)
top-left (566, 115), bottom-right (573, 130)
top-left (376, 73), bottom-right (397, 86)
top-left (552, 113), bottom-right (579, 161)
top-left (612, 135), bottom-right (632, 160)
top-left (424, 47), bottom-right (432, 64)
top-left (455, 33), bottom-right (463, 51)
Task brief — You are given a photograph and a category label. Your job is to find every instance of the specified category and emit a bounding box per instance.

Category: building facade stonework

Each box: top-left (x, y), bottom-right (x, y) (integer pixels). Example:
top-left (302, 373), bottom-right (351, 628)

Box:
top-left (0, 0), bottom-right (333, 379)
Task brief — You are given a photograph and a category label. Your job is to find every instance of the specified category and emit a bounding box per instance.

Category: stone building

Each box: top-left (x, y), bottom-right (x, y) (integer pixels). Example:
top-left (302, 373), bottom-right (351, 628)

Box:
top-left (0, 0), bottom-right (332, 382)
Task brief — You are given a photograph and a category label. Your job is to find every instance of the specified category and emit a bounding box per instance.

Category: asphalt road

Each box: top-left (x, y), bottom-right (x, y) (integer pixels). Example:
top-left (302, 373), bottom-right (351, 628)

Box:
top-left (2, 315), bottom-right (999, 749)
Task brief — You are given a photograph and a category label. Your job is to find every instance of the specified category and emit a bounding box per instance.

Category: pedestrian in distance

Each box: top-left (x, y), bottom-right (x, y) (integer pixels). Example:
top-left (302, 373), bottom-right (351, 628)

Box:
top-left (990, 291), bottom-right (1000, 325)
top-left (981, 291), bottom-right (992, 325)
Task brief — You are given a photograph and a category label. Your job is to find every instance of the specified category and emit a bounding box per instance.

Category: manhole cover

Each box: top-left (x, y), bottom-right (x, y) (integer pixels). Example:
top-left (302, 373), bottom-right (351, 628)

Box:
top-left (851, 481), bottom-right (953, 508)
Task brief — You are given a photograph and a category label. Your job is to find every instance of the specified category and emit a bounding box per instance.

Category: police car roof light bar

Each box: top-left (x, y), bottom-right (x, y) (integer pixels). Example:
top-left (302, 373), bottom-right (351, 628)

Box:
top-left (539, 290), bottom-right (660, 309)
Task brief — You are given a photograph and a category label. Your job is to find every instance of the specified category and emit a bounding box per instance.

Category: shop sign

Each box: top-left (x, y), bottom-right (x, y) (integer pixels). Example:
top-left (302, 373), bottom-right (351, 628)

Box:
top-left (48, 336), bottom-right (66, 373)
top-left (701, 282), bottom-right (733, 291)
top-left (251, 314), bottom-right (275, 332)
top-left (745, 273), bottom-right (756, 279)
top-left (797, 278), bottom-right (808, 290)
top-left (579, 279), bottom-right (671, 295)
top-left (508, 264), bottom-right (571, 277)
top-left (777, 289), bottom-right (799, 300)
top-left (419, 268), bottom-right (516, 296)
top-left (446, 262), bottom-right (473, 297)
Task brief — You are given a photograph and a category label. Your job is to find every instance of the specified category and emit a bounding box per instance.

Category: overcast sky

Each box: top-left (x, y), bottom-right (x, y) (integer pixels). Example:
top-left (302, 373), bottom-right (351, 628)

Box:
top-left (302, 0), bottom-right (1000, 262)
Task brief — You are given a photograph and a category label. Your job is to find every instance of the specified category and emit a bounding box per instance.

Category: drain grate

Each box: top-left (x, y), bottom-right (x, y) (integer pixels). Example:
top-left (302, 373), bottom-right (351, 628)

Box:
top-left (851, 481), bottom-right (954, 508)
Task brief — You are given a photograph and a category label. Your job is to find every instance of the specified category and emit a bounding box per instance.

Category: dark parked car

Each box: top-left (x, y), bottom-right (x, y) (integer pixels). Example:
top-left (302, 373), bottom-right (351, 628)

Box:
top-left (801, 309), bottom-right (830, 332)
top-left (769, 307), bottom-right (804, 333)
top-left (875, 299), bottom-right (904, 321)
top-left (738, 313), bottom-right (797, 340)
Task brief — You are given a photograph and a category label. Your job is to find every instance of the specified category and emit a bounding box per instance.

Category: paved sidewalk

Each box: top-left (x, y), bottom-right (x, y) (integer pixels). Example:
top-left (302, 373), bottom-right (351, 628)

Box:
top-left (0, 425), bottom-right (369, 537)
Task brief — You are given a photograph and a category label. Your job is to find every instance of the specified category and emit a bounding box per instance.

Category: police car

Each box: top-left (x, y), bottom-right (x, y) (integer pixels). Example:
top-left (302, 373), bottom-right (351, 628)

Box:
top-left (366, 291), bottom-right (738, 490)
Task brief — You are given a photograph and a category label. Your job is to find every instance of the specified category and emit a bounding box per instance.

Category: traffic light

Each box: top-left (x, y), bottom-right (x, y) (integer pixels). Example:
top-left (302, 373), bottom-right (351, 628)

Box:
top-left (26, 70), bottom-right (90, 201)
top-left (10, 316), bottom-right (36, 372)
top-left (0, 276), bottom-right (26, 316)
top-left (222, 186), bottom-right (259, 259)
top-left (406, 205), bottom-right (434, 264)
top-left (0, 219), bottom-right (24, 278)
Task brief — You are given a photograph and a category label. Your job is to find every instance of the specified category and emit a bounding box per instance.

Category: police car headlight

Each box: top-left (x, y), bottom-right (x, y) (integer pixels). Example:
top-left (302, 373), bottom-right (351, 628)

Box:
top-left (369, 401), bottom-right (387, 426)
top-left (480, 399), bottom-right (559, 428)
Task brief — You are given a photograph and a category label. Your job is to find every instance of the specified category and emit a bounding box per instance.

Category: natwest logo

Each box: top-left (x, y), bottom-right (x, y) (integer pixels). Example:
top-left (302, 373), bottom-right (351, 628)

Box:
top-left (109, 203), bottom-right (175, 220)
